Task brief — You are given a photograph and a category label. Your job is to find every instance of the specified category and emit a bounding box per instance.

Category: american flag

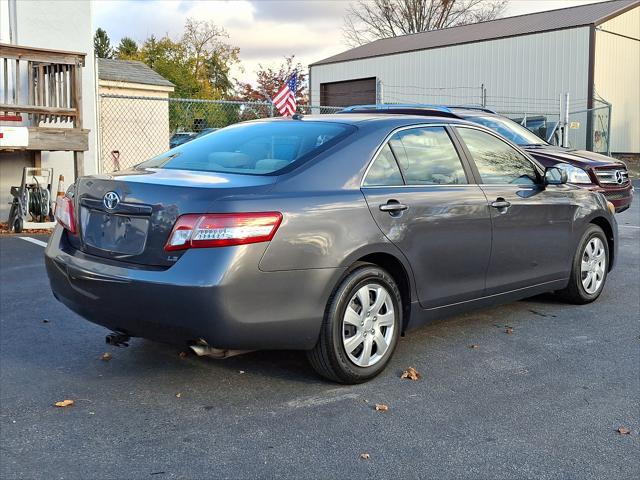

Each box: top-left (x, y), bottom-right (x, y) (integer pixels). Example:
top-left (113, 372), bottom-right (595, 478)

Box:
top-left (272, 72), bottom-right (298, 116)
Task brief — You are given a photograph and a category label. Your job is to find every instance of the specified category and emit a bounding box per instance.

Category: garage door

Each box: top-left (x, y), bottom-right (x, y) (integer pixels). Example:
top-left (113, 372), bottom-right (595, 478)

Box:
top-left (320, 77), bottom-right (376, 107)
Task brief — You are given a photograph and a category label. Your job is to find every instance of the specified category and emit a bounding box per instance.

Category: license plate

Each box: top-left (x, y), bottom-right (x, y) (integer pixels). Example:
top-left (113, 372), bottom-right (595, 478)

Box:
top-left (81, 208), bottom-right (149, 255)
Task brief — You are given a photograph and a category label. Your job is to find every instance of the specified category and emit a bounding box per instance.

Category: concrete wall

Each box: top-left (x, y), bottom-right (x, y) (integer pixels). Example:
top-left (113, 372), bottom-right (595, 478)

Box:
top-left (0, 0), bottom-right (97, 219)
top-left (98, 82), bottom-right (173, 172)
top-left (594, 6), bottom-right (640, 154)
top-left (311, 27), bottom-right (592, 115)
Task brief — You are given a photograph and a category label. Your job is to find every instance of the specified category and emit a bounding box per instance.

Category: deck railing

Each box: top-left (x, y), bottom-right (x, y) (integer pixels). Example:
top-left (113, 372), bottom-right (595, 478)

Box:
top-left (0, 43), bottom-right (85, 127)
top-left (0, 44), bottom-right (89, 175)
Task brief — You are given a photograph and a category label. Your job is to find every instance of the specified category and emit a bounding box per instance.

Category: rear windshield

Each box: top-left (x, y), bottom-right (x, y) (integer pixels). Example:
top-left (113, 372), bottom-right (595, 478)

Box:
top-left (139, 121), bottom-right (355, 175)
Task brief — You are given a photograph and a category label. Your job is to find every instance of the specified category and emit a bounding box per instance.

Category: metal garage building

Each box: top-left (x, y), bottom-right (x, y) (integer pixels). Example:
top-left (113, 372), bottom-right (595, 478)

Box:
top-left (310, 0), bottom-right (639, 155)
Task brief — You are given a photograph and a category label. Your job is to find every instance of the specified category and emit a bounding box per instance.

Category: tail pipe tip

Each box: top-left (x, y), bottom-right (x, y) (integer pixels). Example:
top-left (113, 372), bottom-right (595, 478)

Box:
top-left (105, 331), bottom-right (130, 347)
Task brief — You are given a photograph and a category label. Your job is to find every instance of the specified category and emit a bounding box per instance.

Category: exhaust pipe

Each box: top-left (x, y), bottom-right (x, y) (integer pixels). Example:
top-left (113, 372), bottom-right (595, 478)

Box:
top-left (189, 340), bottom-right (249, 359)
top-left (105, 331), bottom-right (130, 347)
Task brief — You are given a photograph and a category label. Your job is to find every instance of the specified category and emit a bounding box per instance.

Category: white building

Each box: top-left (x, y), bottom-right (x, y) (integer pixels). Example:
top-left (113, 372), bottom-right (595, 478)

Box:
top-left (0, 0), bottom-right (98, 219)
top-left (310, 0), bottom-right (639, 156)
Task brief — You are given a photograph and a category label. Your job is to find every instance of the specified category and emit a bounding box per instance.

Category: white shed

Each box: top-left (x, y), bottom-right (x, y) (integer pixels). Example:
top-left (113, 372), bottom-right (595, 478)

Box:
top-left (97, 58), bottom-right (174, 172)
top-left (310, 0), bottom-right (639, 155)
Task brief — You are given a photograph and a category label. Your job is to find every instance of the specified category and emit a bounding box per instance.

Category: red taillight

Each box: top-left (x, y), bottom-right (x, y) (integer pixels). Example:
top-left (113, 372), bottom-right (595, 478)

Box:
top-left (55, 196), bottom-right (76, 234)
top-left (164, 212), bottom-right (283, 251)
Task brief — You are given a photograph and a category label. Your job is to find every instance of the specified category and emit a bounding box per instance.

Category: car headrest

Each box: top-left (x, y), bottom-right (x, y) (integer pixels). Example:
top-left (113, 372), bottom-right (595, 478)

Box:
top-left (254, 159), bottom-right (290, 172)
top-left (207, 152), bottom-right (251, 168)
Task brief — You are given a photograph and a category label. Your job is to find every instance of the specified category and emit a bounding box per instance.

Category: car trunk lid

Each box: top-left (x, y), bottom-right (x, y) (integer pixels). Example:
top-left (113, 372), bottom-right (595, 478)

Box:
top-left (70, 168), bottom-right (276, 267)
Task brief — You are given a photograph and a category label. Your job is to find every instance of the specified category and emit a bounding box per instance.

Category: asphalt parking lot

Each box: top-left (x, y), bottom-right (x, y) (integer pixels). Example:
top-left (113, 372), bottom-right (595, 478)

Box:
top-left (1, 196), bottom-right (638, 480)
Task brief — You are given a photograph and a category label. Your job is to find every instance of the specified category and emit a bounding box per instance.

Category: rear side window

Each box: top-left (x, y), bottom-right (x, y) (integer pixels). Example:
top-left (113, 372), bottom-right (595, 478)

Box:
top-left (363, 144), bottom-right (403, 186)
top-left (456, 127), bottom-right (539, 185)
top-left (389, 127), bottom-right (468, 185)
top-left (139, 121), bottom-right (355, 175)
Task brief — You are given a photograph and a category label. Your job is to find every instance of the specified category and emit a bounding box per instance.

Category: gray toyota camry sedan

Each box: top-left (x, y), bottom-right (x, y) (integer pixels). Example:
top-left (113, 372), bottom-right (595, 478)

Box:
top-left (46, 113), bottom-right (618, 383)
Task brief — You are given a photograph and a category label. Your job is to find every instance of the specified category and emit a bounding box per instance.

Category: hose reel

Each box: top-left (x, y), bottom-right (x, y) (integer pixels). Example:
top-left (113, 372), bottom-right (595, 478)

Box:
top-left (7, 167), bottom-right (55, 233)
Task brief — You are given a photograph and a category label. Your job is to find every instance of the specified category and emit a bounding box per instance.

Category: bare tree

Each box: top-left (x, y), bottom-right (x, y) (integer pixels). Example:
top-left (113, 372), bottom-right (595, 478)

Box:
top-left (343, 0), bottom-right (507, 46)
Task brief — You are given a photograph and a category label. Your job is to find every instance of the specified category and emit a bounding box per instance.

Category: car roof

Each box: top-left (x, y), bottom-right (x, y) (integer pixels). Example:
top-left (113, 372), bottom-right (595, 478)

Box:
top-left (255, 113), bottom-right (477, 129)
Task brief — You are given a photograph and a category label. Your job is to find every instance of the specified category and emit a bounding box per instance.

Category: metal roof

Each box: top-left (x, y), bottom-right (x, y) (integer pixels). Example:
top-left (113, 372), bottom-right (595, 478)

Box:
top-left (97, 58), bottom-right (174, 88)
top-left (311, 0), bottom-right (639, 66)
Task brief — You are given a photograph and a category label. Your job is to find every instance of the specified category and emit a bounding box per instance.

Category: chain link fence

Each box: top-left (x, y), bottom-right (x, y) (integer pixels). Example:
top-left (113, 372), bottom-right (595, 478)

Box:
top-left (376, 83), bottom-right (612, 154)
top-left (382, 84), bottom-right (485, 107)
top-left (494, 103), bottom-right (612, 154)
top-left (99, 94), bottom-right (342, 172)
top-left (99, 91), bottom-right (613, 173)
top-left (383, 86), bottom-right (563, 147)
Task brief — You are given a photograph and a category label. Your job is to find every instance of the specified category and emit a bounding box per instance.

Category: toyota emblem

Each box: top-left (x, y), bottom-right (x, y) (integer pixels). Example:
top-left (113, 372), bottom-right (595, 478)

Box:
top-left (103, 191), bottom-right (120, 210)
top-left (614, 170), bottom-right (623, 184)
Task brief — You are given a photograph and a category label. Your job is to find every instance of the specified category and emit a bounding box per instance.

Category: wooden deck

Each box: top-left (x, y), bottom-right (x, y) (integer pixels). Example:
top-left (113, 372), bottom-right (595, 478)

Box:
top-left (0, 43), bottom-right (89, 176)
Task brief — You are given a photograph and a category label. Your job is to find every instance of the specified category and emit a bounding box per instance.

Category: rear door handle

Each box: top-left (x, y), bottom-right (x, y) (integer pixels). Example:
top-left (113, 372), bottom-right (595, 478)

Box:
top-left (379, 202), bottom-right (408, 213)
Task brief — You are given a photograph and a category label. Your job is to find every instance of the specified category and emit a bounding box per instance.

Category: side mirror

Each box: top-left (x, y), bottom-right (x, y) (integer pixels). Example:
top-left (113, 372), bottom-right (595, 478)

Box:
top-left (544, 167), bottom-right (567, 185)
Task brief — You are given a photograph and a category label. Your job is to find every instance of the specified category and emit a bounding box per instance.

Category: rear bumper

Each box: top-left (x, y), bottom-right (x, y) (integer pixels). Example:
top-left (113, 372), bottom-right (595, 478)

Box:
top-left (45, 227), bottom-right (342, 350)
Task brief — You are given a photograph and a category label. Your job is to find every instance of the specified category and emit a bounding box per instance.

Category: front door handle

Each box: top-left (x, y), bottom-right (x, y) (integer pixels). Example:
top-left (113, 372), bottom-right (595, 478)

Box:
top-left (490, 198), bottom-right (511, 213)
top-left (379, 201), bottom-right (408, 213)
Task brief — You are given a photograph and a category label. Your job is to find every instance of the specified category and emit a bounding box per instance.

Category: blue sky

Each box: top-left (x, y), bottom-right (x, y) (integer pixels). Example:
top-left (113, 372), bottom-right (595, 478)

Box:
top-left (94, 0), bottom-right (600, 83)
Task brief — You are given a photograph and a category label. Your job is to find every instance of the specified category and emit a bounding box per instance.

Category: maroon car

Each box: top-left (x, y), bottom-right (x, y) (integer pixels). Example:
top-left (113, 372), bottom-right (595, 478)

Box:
top-left (339, 105), bottom-right (634, 213)
top-left (452, 108), bottom-right (634, 213)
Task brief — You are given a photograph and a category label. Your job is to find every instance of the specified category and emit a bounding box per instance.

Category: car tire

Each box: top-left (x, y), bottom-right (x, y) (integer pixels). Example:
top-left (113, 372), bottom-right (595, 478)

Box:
top-left (307, 263), bottom-right (402, 384)
top-left (557, 224), bottom-right (609, 304)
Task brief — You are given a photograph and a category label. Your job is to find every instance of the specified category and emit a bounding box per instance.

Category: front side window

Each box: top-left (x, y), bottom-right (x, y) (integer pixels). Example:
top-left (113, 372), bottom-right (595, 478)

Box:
top-left (456, 127), bottom-right (539, 185)
top-left (139, 121), bottom-right (355, 175)
top-left (389, 127), bottom-right (467, 185)
top-left (363, 144), bottom-right (404, 186)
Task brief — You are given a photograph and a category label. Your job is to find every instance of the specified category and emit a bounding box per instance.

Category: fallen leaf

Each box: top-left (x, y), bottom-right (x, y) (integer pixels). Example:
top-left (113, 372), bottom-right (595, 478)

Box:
top-left (617, 426), bottom-right (631, 435)
top-left (54, 399), bottom-right (74, 407)
top-left (101, 352), bottom-right (112, 361)
top-left (375, 403), bottom-right (389, 412)
top-left (359, 453), bottom-right (370, 460)
top-left (179, 351), bottom-right (188, 358)
top-left (175, 392), bottom-right (182, 398)
top-left (400, 367), bottom-right (422, 380)
top-left (468, 344), bottom-right (479, 349)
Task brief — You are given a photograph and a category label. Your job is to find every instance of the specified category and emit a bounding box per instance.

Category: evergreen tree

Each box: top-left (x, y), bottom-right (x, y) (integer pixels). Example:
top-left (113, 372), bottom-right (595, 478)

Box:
top-left (116, 37), bottom-right (138, 59)
top-left (94, 28), bottom-right (113, 59)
